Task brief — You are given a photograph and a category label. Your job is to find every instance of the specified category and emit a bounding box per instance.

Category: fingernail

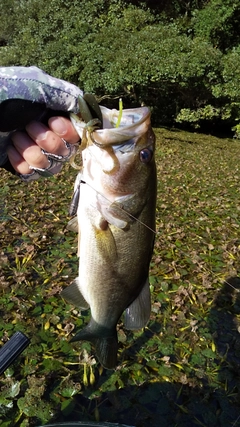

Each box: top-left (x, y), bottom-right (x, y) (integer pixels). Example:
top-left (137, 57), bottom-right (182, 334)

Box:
top-left (49, 117), bottom-right (67, 136)
top-left (26, 121), bottom-right (47, 142)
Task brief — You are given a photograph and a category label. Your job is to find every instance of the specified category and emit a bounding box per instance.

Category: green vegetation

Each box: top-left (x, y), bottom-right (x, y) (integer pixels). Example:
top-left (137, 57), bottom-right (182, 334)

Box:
top-left (1, 0), bottom-right (240, 131)
top-left (0, 129), bottom-right (240, 426)
top-left (1, 1), bottom-right (240, 425)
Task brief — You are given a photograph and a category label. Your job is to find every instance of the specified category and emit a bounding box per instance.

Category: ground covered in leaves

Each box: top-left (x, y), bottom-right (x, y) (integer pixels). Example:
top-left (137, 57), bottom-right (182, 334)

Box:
top-left (0, 128), bottom-right (240, 427)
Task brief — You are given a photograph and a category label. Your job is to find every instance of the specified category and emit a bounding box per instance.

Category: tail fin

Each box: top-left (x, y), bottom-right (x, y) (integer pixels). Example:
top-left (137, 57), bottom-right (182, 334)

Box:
top-left (70, 321), bottom-right (118, 369)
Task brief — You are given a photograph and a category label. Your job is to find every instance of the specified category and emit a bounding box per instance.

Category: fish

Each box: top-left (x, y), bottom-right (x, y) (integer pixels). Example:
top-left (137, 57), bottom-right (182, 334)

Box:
top-left (61, 103), bottom-right (157, 369)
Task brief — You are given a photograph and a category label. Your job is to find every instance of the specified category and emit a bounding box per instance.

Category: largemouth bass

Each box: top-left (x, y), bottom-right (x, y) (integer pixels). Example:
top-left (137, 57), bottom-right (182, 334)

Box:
top-left (62, 105), bottom-right (157, 369)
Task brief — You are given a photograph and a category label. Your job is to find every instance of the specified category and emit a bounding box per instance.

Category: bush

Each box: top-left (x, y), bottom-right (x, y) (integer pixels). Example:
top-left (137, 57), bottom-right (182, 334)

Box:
top-left (1, 0), bottom-right (240, 131)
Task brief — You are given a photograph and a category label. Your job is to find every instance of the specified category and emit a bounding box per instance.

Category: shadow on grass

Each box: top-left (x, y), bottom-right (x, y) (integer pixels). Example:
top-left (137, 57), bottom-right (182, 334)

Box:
top-left (48, 278), bottom-right (240, 427)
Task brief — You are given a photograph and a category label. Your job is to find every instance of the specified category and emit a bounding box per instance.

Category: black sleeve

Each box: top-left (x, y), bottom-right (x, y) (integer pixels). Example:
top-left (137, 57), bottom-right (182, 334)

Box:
top-left (0, 100), bottom-right (70, 175)
top-left (1, 158), bottom-right (16, 174)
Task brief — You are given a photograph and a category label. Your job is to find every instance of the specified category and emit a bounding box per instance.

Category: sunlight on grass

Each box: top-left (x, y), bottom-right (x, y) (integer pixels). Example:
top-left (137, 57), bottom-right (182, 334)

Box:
top-left (0, 128), bottom-right (240, 426)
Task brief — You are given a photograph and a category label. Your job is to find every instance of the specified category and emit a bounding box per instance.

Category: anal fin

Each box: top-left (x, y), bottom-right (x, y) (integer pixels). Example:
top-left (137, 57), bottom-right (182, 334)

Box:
top-left (61, 278), bottom-right (89, 309)
top-left (124, 278), bottom-right (151, 330)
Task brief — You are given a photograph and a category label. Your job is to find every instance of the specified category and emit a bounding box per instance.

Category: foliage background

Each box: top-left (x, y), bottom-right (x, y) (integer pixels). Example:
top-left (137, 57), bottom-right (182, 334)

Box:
top-left (1, 0), bottom-right (240, 132)
top-left (1, 1), bottom-right (240, 426)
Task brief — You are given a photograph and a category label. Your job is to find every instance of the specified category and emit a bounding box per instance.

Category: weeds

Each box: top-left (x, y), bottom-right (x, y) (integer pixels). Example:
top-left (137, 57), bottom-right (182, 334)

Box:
top-left (0, 128), bottom-right (240, 426)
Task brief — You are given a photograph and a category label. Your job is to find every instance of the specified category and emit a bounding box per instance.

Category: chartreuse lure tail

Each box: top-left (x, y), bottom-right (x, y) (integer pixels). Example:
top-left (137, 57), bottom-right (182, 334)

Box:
top-left (115, 98), bottom-right (123, 128)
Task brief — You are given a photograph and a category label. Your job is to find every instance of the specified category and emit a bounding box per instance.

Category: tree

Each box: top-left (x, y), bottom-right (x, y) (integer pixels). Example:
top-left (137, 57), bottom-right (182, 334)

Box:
top-left (1, 0), bottom-right (240, 131)
top-left (193, 0), bottom-right (240, 51)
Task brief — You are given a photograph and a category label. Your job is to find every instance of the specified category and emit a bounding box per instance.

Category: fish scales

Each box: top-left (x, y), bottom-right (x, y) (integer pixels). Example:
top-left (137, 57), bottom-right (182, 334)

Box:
top-left (62, 105), bottom-right (157, 369)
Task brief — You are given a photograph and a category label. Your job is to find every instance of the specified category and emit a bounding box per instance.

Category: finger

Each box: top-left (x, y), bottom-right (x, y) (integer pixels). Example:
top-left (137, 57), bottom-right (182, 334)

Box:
top-left (25, 121), bottom-right (70, 156)
top-left (7, 145), bottom-right (31, 174)
top-left (48, 116), bottom-right (80, 144)
top-left (11, 131), bottom-right (49, 170)
top-left (7, 143), bottom-right (45, 175)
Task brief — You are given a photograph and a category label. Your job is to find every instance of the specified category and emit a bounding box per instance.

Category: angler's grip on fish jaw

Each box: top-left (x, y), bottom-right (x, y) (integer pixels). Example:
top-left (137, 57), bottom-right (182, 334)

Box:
top-left (7, 117), bottom-right (79, 176)
top-left (0, 66), bottom-right (83, 180)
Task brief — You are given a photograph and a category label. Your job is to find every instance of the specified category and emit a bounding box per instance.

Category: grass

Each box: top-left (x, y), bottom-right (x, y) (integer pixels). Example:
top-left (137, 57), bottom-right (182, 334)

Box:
top-left (0, 127), bottom-right (240, 427)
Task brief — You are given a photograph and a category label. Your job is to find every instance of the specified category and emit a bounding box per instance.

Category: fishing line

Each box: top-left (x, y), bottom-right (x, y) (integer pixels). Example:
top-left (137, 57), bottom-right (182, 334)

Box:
top-left (232, 414), bottom-right (240, 427)
top-left (77, 180), bottom-right (239, 297)
top-left (80, 179), bottom-right (156, 235)
top-left (195, 263), bottom-right (240, 294)
top-left (224, 279), bottom-right (240, 293)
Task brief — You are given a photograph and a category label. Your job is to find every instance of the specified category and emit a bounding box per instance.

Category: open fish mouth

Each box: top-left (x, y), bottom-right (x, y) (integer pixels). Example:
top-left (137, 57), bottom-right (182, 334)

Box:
top-left (70, 98), bottom-right (152, 148)
top-left (90, 106), bottom-right (151, 147)
top-left (70, 100), bottom-right (153, 174)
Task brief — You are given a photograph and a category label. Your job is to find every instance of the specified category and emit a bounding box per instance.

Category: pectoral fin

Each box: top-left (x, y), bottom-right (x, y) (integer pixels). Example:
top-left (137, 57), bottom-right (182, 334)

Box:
top-left (61, 278), bottom-right (89, 309)
top-left (94, 224), bottom-right (117, 262)
top-left (66, 216), bottom-right (78, 233)
top-left (124, 278), bottom-right (151, 330)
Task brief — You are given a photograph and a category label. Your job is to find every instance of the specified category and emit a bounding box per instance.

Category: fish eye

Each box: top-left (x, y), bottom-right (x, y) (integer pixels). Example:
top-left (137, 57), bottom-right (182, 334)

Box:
top-left (139, 148), bottom-right (153, 163)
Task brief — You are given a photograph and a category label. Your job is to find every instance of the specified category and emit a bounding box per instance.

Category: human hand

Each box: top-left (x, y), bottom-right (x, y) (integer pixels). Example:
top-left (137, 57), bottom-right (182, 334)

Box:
top-left (7, 116), bottom-right (80, 176)
top-left (0, 66), bottom-right (83, 180)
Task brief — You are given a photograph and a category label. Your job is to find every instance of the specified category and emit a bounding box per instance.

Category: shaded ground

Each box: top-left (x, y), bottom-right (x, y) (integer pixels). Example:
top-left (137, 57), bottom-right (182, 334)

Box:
top-left (0, 128), bottom-right (240, 426)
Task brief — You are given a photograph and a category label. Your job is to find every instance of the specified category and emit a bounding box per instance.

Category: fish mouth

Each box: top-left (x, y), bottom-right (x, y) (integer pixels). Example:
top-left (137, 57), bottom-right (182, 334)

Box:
top-left (87, 107), bottom-right (150, 175)
top-left (90, 106), bottom-right (151, 147)
top-left (71, 105), bottom-right (153, 176)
